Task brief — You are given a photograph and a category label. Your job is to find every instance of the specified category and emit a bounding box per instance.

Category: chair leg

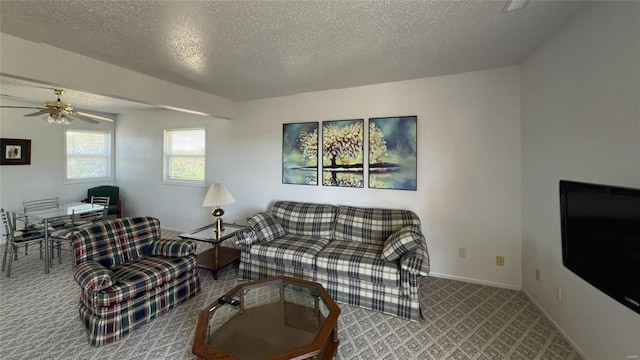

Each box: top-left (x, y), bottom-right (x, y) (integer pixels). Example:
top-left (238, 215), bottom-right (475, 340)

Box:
top-left (49, 242), bottom-right (55, 268)
top-left (1, 241), bottom-right (9, 271)
top-left (6, 243), bottom-right (14, 277)
top-left (13, 244), bottom-right (18, 261)
top-left (57, 240), bottom-right (62, 265)
top-left (25, 243), bottom-right (28, 256)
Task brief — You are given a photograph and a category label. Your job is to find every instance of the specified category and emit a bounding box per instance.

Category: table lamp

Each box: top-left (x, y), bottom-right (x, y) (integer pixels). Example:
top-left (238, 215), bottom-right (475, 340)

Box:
top-left (201, 183), bottom-right (235, 233)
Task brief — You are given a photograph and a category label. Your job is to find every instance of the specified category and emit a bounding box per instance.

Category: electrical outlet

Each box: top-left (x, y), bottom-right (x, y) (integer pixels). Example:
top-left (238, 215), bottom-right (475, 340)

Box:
top-left (535, 268), bottom-right (540, 282)
top-left (459, 248), bottom-right (466, 258)
top-left (496, 256), bottom-right (505, 266)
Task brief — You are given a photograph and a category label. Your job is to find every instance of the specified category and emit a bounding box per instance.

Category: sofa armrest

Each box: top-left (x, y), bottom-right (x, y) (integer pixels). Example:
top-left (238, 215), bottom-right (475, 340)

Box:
top-left (74, 260), bottom-right (116, 292)
top-left (151, 239), bottom-right (197, 257)
top-left (235, 228), bottom-right (259, 263)
top-left (400, 243), bottom-right (430, 277)
top-left (235, 228), bottom-right (259, 246)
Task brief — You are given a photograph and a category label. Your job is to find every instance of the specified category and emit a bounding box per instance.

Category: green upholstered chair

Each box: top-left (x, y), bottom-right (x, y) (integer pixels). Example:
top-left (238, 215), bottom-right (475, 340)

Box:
top-left (86, 186), bottom-right (121, 218)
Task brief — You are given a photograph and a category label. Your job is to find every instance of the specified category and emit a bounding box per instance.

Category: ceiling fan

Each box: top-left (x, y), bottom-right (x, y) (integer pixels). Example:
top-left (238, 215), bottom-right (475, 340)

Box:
top-left (0, 88), bottom-right (114, 125)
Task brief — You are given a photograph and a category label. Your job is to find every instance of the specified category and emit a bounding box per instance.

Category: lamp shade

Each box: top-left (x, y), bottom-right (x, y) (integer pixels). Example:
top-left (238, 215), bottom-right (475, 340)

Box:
top-left (201, 183), bottom-right (235, 207)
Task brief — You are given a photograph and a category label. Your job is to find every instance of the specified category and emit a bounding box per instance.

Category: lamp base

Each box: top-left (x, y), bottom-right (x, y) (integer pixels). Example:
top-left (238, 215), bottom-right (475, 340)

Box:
top-left (212, 208), bottom-right (225, 233)
top-left (215, 216), bottom-right (225, 233)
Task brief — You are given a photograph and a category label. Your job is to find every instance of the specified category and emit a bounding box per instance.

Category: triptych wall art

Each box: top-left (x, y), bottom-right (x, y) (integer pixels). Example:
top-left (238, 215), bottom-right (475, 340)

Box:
top-left (282, 116), bottom-right (417, 190)
top-left (322, 119), bottom-right (364, 188)
top-left (282, 122), bottom-right (318, 185)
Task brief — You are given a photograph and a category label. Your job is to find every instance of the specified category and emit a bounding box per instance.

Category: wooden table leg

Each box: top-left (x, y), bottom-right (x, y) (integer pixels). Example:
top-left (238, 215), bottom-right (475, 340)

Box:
top-left (213, 241), bottom-right (219, 280)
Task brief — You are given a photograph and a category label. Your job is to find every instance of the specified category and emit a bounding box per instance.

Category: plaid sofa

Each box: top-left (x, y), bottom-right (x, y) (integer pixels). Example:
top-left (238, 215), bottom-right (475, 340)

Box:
top-left (70, 217), bottom-right (200, 346)
top-left (237, 201), bottom-right (430, 321)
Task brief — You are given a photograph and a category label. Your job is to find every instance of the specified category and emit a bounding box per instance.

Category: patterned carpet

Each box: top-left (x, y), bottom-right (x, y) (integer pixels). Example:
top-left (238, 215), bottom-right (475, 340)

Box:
top-left (0, 231), bottom-right (583, 360)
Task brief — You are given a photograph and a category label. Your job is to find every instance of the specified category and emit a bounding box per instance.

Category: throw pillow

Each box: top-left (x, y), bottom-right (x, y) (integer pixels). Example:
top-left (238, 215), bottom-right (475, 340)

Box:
top-left (247, 212), bottom-right (287, 243)
top-left (381, 225), bottom-right (423, 262)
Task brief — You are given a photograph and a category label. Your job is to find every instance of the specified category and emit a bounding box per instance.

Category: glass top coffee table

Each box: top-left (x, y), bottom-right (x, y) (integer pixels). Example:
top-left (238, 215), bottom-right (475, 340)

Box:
top-left (193, 276), bottom-right (340, 360)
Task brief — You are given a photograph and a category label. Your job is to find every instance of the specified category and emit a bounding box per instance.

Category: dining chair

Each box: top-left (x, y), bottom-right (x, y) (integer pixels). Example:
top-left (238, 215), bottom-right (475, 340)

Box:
top-left (23, 197), bottom-right (60, 213)
top-left (23, 197), bottom-right (65, 227)
top-left (90, 196), bottom-right (110, 220)
top-left (86, 186), bottom-right (121, 218)
top-left (1, 209), bottom-right (50, 277)
top-left (50, 207), bottom-right (107, 266)
top-left (64, 197), bottom-right (110, 229)
top-left (21, 197), bottom-right (61, 257)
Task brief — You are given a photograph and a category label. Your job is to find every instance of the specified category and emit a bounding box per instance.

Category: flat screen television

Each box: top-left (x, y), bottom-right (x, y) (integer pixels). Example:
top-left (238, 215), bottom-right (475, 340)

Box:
top-left (560, 180), bottom-right (640, 315)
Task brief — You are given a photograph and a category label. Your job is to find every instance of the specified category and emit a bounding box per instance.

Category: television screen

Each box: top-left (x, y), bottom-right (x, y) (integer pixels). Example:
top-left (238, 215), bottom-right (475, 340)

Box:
top-left (560, 180), bottom-right (640, 315)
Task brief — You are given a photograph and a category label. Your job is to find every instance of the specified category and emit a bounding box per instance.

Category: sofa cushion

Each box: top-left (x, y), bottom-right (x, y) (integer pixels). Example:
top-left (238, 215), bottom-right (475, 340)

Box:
top-left (316, 241), bottom-right (401, 287)
top-left (381, 225), bottom-right (424, 261)
top-left (89, 255), bottom-right (197, 307)
top-left (270, 201), bottom-right (337, 238)
top-left (79, 268), bottom-right (200, 346)
top-left (334, 206), bottom-right (421, 245)
top-left (250, 233), bottom-right (330, 270)
top-left (247, 212), bottom-right (287, 243)
top-left (81, 267), bottom-right (199, 316)
top-left (51, 222), bottom-right (93, 239)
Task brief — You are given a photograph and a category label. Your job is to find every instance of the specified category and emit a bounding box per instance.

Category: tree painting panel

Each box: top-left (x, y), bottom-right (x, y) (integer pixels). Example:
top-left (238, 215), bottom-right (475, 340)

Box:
top-left (283, 122), bottom-right (318, 185)
top-left (369, 116), bottom-right (417, 190)
top-left (322, 119), bottom-right (364, 187)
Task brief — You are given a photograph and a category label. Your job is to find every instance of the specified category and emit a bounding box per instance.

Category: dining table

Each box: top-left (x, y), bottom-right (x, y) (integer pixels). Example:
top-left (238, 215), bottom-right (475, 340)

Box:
top-left (12, 202), bottom-right (105, 273)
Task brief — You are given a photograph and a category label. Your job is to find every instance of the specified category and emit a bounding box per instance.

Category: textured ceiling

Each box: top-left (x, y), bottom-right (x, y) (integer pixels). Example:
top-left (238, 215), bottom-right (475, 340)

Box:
top-left (0, 0), bottom-right (587, 104)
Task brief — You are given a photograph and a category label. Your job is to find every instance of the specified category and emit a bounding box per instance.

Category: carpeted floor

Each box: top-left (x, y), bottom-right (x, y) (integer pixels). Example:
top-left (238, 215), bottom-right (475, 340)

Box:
top-left (0, 230), bottom-right (583, 360)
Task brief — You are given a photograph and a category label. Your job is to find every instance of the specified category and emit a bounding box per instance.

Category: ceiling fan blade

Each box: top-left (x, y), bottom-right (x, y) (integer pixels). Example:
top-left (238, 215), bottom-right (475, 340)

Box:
top-left (67, 113), bottom-right (100, 124)
top-left (0, 106), bottom-right (43, 109)
top-left (24, 110), bottom-right (50, 117)
top-left (0, 93), bottom-right (26, 100)
top-left (74, 111), bottom-right (114, 122)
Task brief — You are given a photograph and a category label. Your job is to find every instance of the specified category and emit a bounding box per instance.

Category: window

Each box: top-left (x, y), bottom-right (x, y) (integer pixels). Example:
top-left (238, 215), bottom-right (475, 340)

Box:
top-left (64, 129), bottom-right (113, 183)
top-left (163, 128), bottom-right (205, 185)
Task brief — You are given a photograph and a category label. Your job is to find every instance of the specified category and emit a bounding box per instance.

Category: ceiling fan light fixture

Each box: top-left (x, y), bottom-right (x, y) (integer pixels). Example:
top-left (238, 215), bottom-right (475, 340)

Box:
top-left (45, 113), bottom-right (72, 125)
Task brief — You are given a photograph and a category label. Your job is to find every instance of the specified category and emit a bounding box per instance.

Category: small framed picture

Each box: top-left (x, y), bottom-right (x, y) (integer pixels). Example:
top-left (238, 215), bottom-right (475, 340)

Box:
top-left (1, 138), bottom-right (31, 165)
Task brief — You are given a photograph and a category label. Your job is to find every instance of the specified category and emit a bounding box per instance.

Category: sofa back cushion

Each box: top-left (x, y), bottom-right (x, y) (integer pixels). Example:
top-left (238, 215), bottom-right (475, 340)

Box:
top-left (270, 201), bottom-right (337, 238)
top-left (334, 206), bottom-right (421, 245)
top-left (72, 217), bottom-right (161, 268)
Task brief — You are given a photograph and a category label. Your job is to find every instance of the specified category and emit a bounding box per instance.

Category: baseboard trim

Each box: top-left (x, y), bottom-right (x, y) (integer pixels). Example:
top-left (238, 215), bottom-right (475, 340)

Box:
top-left (429, 272), bottom-right (521, 291)
top-left (522, 289), bottom-right (591, 360)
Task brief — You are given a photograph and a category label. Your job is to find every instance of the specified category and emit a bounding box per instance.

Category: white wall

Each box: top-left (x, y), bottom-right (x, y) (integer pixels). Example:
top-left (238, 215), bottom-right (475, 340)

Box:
top-left (116, 67), bottom-right (523, 289)
top-left (521, 2), bottom-right (640, 359)
top-left (228, 66), bottom-right (523, 289)
top-left (115, 109), bottom-right (231, 230)
top-left (0, 99), bottom-right (115, 216)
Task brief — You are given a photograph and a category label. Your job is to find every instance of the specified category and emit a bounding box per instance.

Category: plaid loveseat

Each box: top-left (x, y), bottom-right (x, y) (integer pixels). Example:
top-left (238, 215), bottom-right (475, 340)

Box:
top-left (237, 201), bottom-right (430, 321)
top-left (70, 217), bottom-right (200, 346)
